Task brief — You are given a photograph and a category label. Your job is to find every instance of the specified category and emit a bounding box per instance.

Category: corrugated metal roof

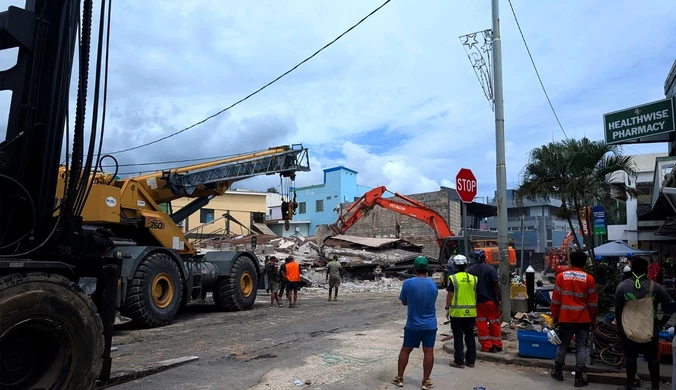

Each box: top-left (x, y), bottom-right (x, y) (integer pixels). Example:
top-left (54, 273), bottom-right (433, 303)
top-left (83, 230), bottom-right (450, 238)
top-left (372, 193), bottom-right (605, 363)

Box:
top-left (330, 234), bottom-right (420, 248)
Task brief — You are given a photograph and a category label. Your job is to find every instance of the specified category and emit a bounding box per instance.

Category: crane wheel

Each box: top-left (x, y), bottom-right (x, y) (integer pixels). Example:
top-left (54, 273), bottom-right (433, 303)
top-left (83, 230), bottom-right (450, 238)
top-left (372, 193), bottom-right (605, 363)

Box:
top-left (122, 252), bottom-right (183, 328)
top-left (0, 273), bottom-right (103, 390)
top-left (213, 256), bottom-right (258, 311)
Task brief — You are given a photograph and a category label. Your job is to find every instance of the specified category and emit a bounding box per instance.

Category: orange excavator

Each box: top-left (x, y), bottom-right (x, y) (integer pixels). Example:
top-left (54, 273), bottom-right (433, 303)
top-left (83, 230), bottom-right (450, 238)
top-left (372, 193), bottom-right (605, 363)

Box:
top-left (545, 231), bottom-right (575, 275)
top-left (318, 186), bottom-right (517, 267)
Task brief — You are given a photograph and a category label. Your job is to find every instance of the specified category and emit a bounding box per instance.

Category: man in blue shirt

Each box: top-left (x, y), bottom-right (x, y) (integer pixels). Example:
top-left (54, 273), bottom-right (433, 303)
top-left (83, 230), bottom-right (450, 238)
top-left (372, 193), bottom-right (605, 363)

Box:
top-left (393, 256), bottom-right (438, 390)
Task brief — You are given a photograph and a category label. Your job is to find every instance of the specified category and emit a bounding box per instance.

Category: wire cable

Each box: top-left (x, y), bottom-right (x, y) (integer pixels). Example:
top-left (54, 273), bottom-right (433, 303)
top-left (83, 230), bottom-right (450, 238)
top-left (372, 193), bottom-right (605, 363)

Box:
top-left (507, 0), bottom-right (568, 139)
top-left (105, 0), bottom-right (393, 155)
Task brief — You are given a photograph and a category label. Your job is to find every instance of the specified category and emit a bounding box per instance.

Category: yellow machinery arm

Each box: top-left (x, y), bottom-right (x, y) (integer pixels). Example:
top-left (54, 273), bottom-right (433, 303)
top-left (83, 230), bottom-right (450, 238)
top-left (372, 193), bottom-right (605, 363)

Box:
top-left (56, 145), bottom-right (310, 256)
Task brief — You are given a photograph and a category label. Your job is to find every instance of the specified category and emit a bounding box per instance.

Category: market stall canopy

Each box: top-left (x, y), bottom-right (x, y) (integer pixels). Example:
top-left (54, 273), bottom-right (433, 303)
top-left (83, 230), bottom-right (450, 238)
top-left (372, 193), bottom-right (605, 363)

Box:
top-left (592, 240), bottom-right (656, 257)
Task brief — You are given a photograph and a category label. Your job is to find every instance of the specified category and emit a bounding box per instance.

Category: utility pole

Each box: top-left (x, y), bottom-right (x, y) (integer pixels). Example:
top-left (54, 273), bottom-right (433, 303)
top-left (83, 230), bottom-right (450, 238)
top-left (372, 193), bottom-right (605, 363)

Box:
top-left (492, 0), bottom-right (510, 322)
top-left (520, 215), bottom-right (525, 276)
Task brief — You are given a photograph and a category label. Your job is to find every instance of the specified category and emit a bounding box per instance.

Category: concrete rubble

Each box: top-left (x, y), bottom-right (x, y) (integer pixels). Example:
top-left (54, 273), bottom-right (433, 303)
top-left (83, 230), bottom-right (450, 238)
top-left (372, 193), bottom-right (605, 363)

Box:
top-left (196, 233), bottom-right (445, 288)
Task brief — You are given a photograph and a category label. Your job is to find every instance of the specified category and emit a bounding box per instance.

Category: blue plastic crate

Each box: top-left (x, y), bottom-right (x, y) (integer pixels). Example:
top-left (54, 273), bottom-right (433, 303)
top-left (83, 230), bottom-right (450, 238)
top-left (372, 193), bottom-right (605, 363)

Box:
top-left (517, 330), bottom-right (557, 359)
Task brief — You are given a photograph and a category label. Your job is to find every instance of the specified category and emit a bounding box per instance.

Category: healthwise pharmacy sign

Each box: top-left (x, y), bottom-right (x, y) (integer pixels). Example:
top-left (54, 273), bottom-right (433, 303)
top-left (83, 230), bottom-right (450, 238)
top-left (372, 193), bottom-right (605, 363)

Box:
top-left (604, 97), bottom-right (676, 145)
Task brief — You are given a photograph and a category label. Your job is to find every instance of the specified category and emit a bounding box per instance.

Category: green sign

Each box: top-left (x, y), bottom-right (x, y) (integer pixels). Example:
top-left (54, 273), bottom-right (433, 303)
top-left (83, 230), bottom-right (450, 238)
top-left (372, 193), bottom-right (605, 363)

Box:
top-left (603, 97), bottom-right (675, 145)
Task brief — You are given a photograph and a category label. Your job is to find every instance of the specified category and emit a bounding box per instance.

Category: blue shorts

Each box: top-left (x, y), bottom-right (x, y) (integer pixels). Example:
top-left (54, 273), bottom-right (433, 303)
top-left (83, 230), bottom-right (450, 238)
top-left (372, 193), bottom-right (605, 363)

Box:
top-left (403, 328), bottom-right (437, 348)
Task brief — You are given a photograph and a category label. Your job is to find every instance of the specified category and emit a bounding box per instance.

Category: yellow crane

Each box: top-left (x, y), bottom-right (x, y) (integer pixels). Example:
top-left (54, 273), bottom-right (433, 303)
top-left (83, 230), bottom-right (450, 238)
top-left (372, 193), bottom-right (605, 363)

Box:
top-left (55, 145), bottom-right (309, 328)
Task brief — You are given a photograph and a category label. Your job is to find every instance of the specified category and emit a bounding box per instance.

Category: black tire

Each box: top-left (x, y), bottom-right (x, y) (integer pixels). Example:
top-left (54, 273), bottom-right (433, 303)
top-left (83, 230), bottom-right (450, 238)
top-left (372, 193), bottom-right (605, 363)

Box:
top-left (213, 256), bottom-right (258, 311)
top-left (0, 273), bottom-right (103, 390)
top-left (122, 252), bottom-right (183, 328)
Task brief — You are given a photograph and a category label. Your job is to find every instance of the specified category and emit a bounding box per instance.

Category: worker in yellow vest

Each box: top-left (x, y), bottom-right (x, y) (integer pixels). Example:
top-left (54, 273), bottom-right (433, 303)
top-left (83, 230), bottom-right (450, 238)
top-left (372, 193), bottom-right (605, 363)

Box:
top-left (444, 254), bottom-right (478, 369)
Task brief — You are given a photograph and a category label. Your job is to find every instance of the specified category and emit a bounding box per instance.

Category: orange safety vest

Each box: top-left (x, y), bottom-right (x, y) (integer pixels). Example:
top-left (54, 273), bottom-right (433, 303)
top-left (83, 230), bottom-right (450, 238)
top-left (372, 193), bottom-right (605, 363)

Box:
top-left (285, 261), bottom-right (301, 282)
top-left (550, 267), bottom-right (598, 324)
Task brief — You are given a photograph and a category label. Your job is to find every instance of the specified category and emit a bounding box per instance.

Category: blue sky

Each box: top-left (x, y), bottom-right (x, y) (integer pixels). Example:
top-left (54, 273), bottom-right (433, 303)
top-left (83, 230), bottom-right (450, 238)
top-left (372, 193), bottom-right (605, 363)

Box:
top-left (1, 0), bottom-right (675, 198)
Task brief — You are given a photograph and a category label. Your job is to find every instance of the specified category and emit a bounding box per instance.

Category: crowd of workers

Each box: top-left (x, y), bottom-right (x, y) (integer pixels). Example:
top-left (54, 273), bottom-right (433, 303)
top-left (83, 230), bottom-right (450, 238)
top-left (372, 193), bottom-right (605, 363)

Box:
top-left (263, 254), bottom-right (344, 308)
top-left (392, 249), bottom-right (675, 390)
top-left (393, 249), bottom-right (501, 389)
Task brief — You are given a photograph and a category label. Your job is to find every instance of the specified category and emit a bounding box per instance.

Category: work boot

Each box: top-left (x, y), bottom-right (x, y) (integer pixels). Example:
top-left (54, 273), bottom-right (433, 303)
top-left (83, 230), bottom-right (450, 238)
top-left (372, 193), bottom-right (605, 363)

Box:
top-left (574, 372), bottom-right (588, 388)
top-left (490, 345), bottom-right (503, 353)
top-left (550, 363), bottom-right (564, 381)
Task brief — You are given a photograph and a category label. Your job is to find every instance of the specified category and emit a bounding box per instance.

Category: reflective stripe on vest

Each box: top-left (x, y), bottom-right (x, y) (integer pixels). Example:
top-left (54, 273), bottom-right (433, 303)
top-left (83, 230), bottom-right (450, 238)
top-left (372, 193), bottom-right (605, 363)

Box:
top-left (450, 272), bottom-right (477, 318)
top-left (285, 261), bottom-right (301, 282)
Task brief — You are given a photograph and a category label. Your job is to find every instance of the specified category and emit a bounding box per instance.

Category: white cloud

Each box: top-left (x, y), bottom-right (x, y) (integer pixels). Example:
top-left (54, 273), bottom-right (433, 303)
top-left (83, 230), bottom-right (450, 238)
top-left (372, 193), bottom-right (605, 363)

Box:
top-left (2, 0), bottom-right (675, 199)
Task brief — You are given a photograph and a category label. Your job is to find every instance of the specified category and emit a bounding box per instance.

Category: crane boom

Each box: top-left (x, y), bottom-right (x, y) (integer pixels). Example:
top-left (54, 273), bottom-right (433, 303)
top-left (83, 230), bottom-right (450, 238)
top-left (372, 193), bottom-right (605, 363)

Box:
top-left (58, 144), bottom-right (311, 256)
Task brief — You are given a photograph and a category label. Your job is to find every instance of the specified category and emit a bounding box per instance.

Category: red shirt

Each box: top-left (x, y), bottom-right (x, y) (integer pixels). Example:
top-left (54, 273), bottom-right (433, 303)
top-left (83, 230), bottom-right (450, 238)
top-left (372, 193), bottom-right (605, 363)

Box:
top-left (550, 267), bottom-right (598, 324)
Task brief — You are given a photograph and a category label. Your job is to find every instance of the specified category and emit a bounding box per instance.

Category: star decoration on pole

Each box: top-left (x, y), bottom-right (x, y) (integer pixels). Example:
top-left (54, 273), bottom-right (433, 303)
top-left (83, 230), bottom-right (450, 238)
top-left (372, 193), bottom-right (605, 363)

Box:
top-left (459, 29), bottom-right (494, 110)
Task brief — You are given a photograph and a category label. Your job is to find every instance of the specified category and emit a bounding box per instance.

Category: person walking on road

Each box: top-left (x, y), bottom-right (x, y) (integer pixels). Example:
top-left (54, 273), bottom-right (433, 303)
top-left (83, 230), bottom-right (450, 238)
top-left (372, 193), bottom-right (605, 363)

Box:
top-left (615, 256), bottom-right (674, 390)
top-left (550, 250), bottom-right (598, 388)
top-left (392, 256), bottom-right (437, 390)
top-left (264, 256), bottom-right (282, 308)
top-left (468, 249), bottom-right (502, 353)
top-left (326, 255), bottom-right (343, 301)
top-left (281, 256), bottom-right (301, 308)
top-left (278, 259), bottom-right (287, 304)
top-left (445, 254), bottom-right (478, 369)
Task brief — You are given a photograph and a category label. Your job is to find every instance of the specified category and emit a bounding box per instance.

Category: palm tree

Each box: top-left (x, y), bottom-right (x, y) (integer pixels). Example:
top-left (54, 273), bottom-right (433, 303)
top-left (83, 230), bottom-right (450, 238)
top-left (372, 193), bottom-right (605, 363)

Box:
top-left (515, 137), bottom-right (638, 252)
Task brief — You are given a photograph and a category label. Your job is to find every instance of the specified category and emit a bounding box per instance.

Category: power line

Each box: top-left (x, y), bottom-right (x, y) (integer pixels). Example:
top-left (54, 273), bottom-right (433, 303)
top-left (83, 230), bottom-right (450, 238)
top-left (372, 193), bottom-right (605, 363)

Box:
top-left (106, 0), bottom-right (394, 155)
top-left (507, 0), bottom-right (568, 139)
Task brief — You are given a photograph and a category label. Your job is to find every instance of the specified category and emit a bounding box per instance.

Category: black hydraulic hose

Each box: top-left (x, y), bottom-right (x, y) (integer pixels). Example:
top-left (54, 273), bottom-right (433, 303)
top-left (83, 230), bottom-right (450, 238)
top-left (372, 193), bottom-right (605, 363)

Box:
top-left (62, 0), bottom-right (94, 220)
top-left (97, 154), bottom-right (118, 186)
top-left (76, 0), bottom-right (112, 215)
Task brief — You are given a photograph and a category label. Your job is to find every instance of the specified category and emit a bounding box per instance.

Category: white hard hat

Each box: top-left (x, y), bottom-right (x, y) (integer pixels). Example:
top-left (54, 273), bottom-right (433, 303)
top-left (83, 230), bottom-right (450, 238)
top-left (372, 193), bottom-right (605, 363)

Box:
top-left (547, 329), bottom-right (562, 345)
top-left (623, 266), bottom-right (631, 273)
top-left (453, 254), bottom-right (468, 265)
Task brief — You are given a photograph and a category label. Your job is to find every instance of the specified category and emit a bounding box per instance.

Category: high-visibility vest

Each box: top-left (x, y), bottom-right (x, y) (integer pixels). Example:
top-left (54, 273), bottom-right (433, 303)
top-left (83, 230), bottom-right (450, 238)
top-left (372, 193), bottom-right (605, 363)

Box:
top-left (285, 261), bottom-right (301, 282)
top-left (449, 271), bottom-right (478, 318)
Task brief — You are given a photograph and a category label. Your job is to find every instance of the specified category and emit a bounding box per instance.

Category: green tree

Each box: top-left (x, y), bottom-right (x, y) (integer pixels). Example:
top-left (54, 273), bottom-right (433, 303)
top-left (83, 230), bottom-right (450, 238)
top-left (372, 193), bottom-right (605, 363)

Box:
top-left (266, 186), bottom-right (279, 194)
top-left (516, 137), bottom-right (638, 252)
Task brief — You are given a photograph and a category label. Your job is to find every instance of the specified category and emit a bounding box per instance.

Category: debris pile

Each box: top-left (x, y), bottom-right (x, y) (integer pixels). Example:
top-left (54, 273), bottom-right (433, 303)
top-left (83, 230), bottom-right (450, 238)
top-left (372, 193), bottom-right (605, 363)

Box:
top-left (196, 233), bottom-right (444, 286)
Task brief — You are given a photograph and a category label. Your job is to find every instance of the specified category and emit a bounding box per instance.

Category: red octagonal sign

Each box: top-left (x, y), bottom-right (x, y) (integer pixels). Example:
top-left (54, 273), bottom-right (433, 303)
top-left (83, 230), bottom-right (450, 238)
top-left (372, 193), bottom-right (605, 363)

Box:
top-left (456, 168), bottom-right (477, 203)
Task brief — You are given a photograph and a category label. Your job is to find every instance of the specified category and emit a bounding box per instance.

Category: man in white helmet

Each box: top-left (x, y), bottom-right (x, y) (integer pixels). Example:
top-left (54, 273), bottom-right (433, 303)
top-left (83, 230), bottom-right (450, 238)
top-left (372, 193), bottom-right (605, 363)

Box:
top-left (445, 254), bottom-right (478, 368)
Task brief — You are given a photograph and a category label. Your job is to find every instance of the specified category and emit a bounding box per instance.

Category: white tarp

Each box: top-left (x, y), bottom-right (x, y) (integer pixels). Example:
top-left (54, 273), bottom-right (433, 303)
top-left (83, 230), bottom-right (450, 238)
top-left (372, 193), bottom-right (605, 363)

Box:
top-left (592, 240), bottom-right (656, 257)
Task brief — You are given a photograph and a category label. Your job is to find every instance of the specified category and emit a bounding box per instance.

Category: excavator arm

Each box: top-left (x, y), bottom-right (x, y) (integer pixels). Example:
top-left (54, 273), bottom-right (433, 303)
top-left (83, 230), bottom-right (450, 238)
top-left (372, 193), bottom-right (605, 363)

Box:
top-left (332, 186), bottom-right (454, 245)
top-left (59, 144), bottom-right (310, 256)
top-left (323, 185), bottom-right (517, 266)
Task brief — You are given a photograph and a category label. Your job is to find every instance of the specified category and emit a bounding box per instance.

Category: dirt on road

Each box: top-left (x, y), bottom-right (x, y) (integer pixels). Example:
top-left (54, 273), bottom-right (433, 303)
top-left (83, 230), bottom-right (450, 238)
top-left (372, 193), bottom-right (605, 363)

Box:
top-left (110, 290), bottom-right (616, 390)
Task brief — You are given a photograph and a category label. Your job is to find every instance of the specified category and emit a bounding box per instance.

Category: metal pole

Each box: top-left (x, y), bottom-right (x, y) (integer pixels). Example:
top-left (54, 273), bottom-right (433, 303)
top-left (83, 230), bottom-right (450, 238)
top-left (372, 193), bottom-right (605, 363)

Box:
top-left (520, 215), bottom-right (525, 277)
top-left (463, 202), bottom-right (469, 257)
top-left (492, 0), bottom-right (510, 322)
top-left (526, 265), bottom-right (535, 312)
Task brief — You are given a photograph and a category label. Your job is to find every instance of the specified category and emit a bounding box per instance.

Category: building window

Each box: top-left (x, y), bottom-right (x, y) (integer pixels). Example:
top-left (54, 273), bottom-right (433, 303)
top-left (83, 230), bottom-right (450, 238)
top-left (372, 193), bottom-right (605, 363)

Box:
top-left (298, 202), bottom-right (306, 214)
top-left (326, 196), bottom-right (331, 200)
top-left (316, 199), bottom-right (324, 212)
top-left (200, 208), bottom-right (215, 223)
top-left (547, 229), bottom-right (553, 241)
top-left (354, 196), bottom-right (359, 201)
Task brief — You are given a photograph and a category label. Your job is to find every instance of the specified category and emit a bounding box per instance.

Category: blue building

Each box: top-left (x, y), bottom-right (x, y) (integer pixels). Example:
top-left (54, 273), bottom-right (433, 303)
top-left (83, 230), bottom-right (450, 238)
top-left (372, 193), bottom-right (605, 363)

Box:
top-left (293, 166), bottom-right (374, 234)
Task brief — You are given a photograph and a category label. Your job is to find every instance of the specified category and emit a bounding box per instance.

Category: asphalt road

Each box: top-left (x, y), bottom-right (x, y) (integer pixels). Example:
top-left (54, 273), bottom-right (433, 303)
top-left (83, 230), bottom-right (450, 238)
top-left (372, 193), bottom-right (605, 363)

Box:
top-left (109, 290), bottom-right (618, 390)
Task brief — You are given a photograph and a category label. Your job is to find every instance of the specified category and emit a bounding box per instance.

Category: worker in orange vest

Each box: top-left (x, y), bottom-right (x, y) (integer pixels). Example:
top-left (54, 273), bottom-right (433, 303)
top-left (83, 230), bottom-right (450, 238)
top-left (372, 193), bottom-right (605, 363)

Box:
top-left (550, 250), bottom-right (598, 388)
top-left (282, 256), bottom-right (301, 308)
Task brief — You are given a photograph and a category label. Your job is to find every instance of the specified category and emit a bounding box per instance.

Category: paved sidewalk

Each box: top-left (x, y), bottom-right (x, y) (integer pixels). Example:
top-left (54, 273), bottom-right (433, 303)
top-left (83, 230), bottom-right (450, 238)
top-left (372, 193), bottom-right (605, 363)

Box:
top-left (311, 358), bottom-right (617, 390)
top-left (442, 342), bottom-right (673, 384)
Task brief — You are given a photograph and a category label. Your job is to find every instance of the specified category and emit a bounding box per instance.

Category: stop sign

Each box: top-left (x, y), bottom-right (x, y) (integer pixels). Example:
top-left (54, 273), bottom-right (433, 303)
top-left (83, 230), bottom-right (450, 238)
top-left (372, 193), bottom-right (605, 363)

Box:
top-left (456, 168), bottom-right (477, 203)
